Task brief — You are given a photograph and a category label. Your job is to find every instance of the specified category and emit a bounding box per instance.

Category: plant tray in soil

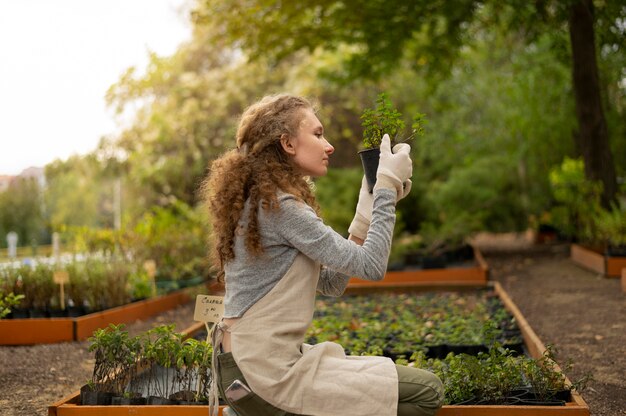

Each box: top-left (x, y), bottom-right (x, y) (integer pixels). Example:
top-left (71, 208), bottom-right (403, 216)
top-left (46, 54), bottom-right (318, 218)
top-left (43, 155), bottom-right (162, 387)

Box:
top-left (348, 245), bottom-right (489, 288)
top-left (1, 288), bottom-right (194, 345)
top-left (49, 281), bottom-right (589, 416)
top-left (570, 243), bottom-right (626, 277)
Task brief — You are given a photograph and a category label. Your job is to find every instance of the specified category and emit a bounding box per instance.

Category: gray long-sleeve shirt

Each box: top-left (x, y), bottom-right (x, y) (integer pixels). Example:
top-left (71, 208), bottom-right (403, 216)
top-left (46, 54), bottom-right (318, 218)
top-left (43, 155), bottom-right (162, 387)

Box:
top-left (223, 188), bottom-right (396, 318)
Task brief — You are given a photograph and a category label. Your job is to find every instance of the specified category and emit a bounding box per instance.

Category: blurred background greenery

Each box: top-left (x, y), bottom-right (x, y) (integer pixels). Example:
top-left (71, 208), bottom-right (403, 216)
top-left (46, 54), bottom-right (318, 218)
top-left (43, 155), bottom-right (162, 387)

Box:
top-left (1, 0), bottom-right (624, 271)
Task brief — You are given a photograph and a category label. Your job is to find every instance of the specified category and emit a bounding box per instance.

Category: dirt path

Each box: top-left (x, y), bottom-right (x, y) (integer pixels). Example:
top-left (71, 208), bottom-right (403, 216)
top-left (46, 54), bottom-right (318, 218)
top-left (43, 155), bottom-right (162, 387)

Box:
top-left (1, 239), bottom-right (624, 415)
top-left (476, 238), bottom-right (626, 415)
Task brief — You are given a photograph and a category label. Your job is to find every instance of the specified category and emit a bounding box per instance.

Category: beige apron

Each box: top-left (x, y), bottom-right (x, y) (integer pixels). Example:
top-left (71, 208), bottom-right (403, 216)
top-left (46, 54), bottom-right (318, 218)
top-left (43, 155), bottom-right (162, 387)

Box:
top-left (227, 253), bottom-right (399, 415)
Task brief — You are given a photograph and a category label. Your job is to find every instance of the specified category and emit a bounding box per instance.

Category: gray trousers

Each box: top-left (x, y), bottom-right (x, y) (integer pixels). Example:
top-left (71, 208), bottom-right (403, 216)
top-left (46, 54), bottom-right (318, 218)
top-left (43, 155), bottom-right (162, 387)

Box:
top-left (396, 364), bottom-right (444, 416)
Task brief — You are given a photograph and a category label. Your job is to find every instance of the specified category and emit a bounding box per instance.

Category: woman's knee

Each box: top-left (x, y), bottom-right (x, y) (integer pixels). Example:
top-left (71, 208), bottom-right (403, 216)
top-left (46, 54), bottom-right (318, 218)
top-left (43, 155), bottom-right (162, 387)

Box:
top-left (396, 366), bottom-right (445, 411)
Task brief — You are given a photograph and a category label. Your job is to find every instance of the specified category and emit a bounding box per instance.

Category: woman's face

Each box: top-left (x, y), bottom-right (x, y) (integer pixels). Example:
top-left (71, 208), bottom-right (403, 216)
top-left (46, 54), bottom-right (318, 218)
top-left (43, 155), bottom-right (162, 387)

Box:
top-left (286, 109), bottom-right (334, 177)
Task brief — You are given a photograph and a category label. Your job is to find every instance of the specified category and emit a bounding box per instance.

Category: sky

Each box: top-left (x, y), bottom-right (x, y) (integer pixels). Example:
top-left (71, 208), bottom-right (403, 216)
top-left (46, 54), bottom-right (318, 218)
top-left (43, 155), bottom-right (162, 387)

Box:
top-left (0, 0), bottom-right (192, 176)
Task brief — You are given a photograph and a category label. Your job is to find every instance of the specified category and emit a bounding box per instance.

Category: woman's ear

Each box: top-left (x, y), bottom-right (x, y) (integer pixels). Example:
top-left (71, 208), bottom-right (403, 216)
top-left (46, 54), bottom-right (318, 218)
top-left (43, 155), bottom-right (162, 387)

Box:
top-left (280, 134), bottom-right (296, 155)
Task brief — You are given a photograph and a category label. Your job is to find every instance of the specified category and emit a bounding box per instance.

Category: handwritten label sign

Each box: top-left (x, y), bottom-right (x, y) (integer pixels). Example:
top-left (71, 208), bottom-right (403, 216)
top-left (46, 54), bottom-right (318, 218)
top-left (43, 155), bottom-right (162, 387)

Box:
top-left (193, 295), bottom-right (225, 324)
top-left (143, 260), bottom-right (157, 278)
top-left (53, 271), bottom-right (69, 284)
top-left (53, 271), bottom-right (69, 309)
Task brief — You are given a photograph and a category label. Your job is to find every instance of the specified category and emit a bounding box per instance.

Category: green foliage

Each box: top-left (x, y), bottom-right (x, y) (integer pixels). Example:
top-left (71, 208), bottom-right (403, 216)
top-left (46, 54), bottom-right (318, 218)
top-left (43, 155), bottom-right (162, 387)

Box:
top-left (124, 200), bottom-right (209, 284)
top-left (314, 168), bottom-right (362, 234)
top-left (0, 292), bottom-right (24, 319)
top-left (175, 337), bottom-right (213, 401)
top-left (548, 157), bottom-right (604, 244)
top-left (86, 324), bottom-right (213, 402)
top-left (595, 205), bottom-right (626, 248)
top-left (360, 93), bottom-right (404, 148)
top-left (360, 93), bottom-right (425, 149)
top-left (45, 156), bottom-right (116, 231)
top-left (520, 345), bottom-right (592, 401)
top-left (0, 178), bottom-right (46, 249)
top-left (307, 292), bottom-right (515, 356)
top-left (88, 324), bottom-right (142, 395)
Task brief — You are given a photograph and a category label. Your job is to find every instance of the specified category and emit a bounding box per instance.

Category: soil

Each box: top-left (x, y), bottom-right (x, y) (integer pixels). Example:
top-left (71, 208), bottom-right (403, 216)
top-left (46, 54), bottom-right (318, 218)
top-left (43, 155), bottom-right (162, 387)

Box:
top-left (1, 236), bottom-right (624, 415)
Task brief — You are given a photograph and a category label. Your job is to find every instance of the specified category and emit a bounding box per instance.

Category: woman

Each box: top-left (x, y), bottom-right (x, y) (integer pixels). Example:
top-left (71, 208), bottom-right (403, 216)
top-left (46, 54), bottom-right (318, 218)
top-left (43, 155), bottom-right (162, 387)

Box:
top-left (203, 94), bottom-right (443, 416)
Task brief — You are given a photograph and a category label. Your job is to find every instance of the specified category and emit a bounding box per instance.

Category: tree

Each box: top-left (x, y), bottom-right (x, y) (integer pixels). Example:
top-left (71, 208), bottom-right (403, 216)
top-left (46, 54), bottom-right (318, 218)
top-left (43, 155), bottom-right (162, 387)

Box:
top-left (193, 0), bottom-right (624, 206)
top-left (0, 178), bottom-right (46, 248)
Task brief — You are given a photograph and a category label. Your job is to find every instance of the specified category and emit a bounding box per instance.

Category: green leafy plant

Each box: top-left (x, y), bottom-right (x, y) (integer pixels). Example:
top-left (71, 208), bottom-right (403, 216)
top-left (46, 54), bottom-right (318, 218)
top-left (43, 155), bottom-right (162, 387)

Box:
top-left (174, 337), bottom-right (212, 402)
top-left (143, 324), bottom-right (183, 399)
top-left (548, 157), bottom-right (604, 244)
top-left (87, 324), bottom-right (139, 396)
top-left (520, 345), bottom-right (593, 401)
top-left (360, 92), bottom-right (425, 149)
top-left (595, 205), bottom-right (626, 248)
top-left (0, 292), bottom-right (25, 318)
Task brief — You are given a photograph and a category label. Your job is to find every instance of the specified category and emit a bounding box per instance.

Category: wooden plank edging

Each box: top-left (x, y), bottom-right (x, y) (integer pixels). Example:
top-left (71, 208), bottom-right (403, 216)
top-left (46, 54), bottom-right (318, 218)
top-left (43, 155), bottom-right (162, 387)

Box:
top-left (2, 287), bottom-right (196, 345)
top-left (570, 244), bottom-right (626, 277)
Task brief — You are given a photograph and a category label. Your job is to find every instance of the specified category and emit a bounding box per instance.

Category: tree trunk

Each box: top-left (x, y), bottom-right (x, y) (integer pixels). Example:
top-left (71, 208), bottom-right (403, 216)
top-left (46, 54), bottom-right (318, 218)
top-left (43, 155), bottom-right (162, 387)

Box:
top-left (568, 0), bottom-right (617, 208)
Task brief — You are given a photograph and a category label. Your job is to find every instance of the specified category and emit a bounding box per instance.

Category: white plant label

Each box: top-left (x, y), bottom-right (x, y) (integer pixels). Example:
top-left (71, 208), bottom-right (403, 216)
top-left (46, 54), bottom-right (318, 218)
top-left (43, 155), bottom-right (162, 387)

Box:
top-left (194, 295), bottom-right (225, 324)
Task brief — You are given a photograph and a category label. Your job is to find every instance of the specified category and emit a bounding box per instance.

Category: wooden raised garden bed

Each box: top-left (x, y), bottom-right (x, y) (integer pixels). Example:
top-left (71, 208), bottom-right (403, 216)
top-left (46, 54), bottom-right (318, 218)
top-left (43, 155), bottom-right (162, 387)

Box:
top-left (348, 245), bottom-right (489, 288)
top-left (570, 243), bottom-right (626, 278)
top-left (49, 269), bottom-right (589, 416)
top-left (1, 288), bottom-right (193, 345)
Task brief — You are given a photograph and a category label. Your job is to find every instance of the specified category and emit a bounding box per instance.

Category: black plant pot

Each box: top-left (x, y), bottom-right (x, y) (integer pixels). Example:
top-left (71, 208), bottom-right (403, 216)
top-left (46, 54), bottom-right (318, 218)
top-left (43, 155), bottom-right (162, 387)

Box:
top-left (606, 244), bottom-right (626, 257)
top-left (422, 256), bottom-right (447, 269)
top-left (509, 387), bottom-right (535, 400)
top-left (80, 385), bottom-right (113, 405)
top-left (111, 395), bottom-right (147, 405)
top-left (358, 148), bottom-right (380, 193)
top-left (67, 305), bottom-right (86, 317)
top-left (147, 396), bottom-right (177, 405)
top-left (177, 400), bottom-right (208, 406)
top-left (9, 308), bottom-right (29, 319)
top-left (425, 344), bottom-right (448, 359)
top-left (552, 389), bottom-right (572, 402)
top-left (517, 398), bottom-right (566, 406)
top-left (28, 308), bottom-right (48, 318)
top-left (47, 308), bottom-right (67, 318)
top-left (447, 344), bottom-right (488, 356)
top-left (453, 396), bottom-right (479, 405)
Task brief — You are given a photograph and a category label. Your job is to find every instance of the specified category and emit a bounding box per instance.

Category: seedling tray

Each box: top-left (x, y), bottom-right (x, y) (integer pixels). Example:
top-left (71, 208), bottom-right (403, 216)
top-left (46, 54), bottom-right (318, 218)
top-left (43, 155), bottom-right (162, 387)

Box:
top-left (49, 279), bottom-right (589, 415)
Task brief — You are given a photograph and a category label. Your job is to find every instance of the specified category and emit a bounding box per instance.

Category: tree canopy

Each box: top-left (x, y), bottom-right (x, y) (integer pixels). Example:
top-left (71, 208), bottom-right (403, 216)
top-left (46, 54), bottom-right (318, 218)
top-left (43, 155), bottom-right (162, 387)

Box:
top-left (193, 0), bottom-right (625, 205)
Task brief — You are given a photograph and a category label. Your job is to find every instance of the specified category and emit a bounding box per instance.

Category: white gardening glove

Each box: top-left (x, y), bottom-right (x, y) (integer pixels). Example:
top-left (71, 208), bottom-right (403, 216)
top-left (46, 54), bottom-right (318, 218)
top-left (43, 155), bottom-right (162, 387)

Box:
top-left (348, 176), bottom-right (373, 240)
top-left (374, 134), bottom-right (413, 198)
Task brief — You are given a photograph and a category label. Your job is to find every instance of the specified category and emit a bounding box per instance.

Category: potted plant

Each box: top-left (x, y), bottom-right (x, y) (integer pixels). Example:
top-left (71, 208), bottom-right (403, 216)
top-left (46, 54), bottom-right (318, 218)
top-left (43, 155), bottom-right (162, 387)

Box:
top-left (359, 92), bottom-right (425, 192)
top-left (82, 324), bottom-right (125, 405)
top-left (143, 324), bottom-right (182, 405)
top-left (0, 292), bottom-right (24, 319)
top-left (171, 337), bottom-right (212, 404)
top-left (66, 261), bottom-right (89, 316)
top-left (83, 323), bottom-right (148, 405)
top-left (595, 205), bottom-right (626, 257)
top-left (20, 263), bottom-right (55, 317)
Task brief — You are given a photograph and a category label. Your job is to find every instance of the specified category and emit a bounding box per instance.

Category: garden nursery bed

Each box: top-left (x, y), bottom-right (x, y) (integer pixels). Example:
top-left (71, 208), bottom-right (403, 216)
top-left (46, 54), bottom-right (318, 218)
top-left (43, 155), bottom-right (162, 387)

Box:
top-left (570, 243), bottom-right (626, 278)
top-left (0, 287), bottom-right (195, 345)
top-left (48, 278), bottom-right (589, 416)
top-left (349, 244), bottom-right (490, 288)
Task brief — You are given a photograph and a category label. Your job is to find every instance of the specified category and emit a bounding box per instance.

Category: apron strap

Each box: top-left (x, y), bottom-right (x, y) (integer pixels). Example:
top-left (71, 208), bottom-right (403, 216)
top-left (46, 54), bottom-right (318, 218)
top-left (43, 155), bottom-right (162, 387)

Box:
top-left (209, 321), bottom-right (229, 416)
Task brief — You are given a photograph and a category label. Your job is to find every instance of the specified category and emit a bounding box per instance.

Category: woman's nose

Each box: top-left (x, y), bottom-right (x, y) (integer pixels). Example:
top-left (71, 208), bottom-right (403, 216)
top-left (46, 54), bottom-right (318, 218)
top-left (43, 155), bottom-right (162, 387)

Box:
top-left (324, 139), bottom-right (334, 155)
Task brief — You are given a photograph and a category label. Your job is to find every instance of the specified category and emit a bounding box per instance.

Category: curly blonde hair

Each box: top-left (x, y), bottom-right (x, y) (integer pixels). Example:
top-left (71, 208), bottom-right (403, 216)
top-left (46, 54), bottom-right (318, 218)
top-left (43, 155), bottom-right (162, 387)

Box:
top-left (201, 94), bottom-right (320, 280)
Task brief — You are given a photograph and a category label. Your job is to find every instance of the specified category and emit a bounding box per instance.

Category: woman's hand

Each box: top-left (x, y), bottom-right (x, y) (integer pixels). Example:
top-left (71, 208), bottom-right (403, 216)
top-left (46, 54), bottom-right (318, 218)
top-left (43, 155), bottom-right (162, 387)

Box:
top-left (374, 134), bottom-right (413, 198)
